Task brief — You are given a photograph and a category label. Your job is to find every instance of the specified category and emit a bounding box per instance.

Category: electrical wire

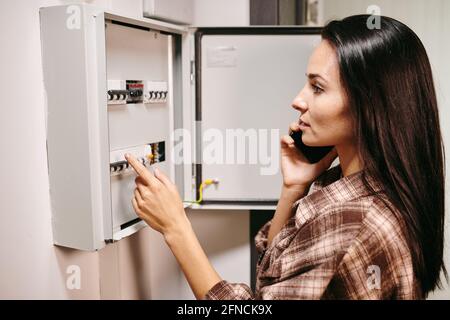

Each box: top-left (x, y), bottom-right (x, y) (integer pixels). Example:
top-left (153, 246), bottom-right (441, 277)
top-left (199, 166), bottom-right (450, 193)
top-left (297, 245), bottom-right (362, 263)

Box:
top-left (183, 179), bottom-right (219, 205)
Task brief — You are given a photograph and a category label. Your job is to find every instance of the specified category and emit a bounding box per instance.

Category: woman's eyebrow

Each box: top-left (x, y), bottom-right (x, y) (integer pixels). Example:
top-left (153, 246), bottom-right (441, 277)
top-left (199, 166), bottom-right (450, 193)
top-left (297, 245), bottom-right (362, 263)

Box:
top-left (305, 73), bottom-right (328, 84)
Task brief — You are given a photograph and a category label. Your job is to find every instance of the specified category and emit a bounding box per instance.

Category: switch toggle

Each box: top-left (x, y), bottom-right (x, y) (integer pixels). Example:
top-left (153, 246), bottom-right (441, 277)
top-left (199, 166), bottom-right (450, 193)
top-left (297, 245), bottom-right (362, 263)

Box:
top-left (108, 90), bottom-right (129, 105)
top-left (110, 160), bottom-right (128, 174)
top-left (107, 80), bottom-right (128, 105)
top-left (109, 141), bottom-right (165, 177)
top-left (144, 81), bottom-right (168, 104)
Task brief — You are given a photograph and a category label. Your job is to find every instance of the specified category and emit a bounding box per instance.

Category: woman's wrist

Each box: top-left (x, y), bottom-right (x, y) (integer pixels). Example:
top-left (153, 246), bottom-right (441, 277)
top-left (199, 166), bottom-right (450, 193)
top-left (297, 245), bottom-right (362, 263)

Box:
top-left (163, 215), bottom-right (193, 248)
top-left (275, 185), bottom-right (308, 217)
top-left (267, 184), bottom-right (309, 245)
top-left (281, 183), bottom-right (310, 197)
top-left (275, 184), bottom-right (309, 217)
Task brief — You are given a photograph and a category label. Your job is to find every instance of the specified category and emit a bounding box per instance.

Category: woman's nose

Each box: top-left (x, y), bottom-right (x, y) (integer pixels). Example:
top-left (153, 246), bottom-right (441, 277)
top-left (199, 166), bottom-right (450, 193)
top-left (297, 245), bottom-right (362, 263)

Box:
top-left (291, 97), bottom-right (308, 113)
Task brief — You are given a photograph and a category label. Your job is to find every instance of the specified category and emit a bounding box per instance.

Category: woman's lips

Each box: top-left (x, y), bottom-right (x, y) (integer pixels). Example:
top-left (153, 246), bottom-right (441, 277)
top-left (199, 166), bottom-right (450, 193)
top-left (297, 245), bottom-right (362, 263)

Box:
top-left (299, 120), bottom-right (310, 128)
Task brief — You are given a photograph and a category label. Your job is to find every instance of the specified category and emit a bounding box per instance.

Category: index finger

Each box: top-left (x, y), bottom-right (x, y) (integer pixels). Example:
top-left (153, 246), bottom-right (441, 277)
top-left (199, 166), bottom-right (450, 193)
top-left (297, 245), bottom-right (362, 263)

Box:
top-left (125, 153), bottom-right (154, 182)
top-left (288, 121), bottom-right (300, 135)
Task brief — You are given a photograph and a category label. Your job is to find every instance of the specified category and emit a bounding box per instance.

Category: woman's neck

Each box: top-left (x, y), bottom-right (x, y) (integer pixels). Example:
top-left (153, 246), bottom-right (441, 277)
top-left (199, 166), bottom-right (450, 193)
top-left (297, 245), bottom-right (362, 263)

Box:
top-left (336, 142), bottom-right (364, 177)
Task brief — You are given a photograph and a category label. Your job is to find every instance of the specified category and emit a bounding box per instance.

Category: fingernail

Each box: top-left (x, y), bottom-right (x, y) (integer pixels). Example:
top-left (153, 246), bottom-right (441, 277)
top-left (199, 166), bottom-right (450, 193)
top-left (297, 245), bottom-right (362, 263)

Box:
top-left (124, 153), bottom-right (129, 159)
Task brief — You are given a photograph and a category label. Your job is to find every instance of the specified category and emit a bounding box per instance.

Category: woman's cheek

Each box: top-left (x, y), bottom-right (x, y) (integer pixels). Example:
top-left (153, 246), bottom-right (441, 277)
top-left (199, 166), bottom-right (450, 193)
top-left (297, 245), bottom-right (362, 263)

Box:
top-left (309, 110), bottom-right (341, 145)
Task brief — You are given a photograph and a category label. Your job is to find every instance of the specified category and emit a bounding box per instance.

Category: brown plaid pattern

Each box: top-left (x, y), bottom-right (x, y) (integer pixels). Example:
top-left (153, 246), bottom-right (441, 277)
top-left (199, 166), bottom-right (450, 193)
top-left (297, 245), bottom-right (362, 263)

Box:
top-left (204, 165), bottom-right (422, 300)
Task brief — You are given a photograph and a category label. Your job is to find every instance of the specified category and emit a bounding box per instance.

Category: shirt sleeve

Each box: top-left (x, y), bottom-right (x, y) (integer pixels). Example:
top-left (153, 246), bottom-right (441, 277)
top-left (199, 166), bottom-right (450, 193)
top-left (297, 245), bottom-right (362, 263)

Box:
top-left (203, 253), bottom-right (341, 300)
top-left (203, 280), bottom-right (255, 300)
top-left (203, 203), bottom-right (326, 300)
top-left (252, 171), bottom-right (332, 260)
top-left (254, 219), bottom-right (272, 256)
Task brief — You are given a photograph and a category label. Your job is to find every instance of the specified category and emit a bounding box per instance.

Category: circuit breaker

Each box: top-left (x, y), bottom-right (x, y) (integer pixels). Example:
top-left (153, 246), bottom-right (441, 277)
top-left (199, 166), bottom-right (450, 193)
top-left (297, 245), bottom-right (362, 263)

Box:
top-left (40, 4), bottom-right (320, 250)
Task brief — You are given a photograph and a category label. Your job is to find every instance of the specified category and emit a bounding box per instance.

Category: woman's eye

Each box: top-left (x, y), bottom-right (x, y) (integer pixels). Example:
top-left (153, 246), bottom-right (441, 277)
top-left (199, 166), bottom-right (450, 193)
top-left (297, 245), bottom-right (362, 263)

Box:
top-left (311, 83), bottom-right (324, 94)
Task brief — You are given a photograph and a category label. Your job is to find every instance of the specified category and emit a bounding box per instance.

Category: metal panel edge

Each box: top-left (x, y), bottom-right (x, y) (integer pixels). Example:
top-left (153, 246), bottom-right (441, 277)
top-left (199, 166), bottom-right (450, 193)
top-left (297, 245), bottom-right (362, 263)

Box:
top-left (40, 4), bottom-right (106, 251)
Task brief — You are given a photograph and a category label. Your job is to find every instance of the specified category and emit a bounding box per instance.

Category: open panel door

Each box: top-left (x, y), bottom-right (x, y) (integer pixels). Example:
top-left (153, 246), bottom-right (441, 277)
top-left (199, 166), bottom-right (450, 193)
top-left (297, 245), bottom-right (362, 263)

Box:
top-left (194, 27), bottom-right (322, 206)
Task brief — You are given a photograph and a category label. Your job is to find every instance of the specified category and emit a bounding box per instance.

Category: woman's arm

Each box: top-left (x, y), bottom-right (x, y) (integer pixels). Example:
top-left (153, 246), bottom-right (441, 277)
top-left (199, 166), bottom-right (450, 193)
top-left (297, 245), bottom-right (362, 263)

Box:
top-left (267, 185), bottom-right (308, 246)
top-left (125, 153), bottom-right (222, 299)
top-left (272, 123), bottom-right (338, 246)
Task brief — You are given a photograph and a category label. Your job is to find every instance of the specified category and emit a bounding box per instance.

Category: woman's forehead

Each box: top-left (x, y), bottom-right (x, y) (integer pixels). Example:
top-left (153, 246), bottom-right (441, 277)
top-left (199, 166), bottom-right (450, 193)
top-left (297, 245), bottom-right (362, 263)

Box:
top-left (307, 40), bottom-right (340, 83)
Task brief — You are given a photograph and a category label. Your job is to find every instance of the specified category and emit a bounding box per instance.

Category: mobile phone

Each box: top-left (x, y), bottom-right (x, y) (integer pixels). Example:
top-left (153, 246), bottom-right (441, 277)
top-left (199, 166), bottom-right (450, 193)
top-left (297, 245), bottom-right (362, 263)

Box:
top-left (290, 130), bottom-right (333, 164)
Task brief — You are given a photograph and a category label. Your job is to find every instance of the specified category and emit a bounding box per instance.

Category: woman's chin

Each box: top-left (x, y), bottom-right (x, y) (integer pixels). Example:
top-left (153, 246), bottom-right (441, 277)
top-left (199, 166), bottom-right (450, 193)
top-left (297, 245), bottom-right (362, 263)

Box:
top-left (302, 136), bottom-right (325, 147)
top-left (301, 135), bottom-right (316, 147)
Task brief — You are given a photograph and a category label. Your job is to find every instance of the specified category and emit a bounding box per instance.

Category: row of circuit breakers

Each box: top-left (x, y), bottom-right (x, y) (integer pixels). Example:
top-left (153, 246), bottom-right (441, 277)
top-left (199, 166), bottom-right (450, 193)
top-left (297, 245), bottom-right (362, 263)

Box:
top-left (107, 80), bottom-right (168, 105)
top-left (107, 80), bottom-right (167, 177)
top-left (110, 142), bottom-right (166, 176)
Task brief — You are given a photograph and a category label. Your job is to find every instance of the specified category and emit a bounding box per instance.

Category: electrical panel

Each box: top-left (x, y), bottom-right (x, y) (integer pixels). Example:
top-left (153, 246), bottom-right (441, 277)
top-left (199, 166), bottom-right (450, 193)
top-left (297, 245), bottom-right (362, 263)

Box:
top-left (40, 4), bottom-right (320, 250)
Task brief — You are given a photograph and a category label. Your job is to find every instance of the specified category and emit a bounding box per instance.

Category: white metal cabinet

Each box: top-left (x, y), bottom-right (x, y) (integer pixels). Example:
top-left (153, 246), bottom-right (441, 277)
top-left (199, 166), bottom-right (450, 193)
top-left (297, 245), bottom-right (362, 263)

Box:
top-left (40, 4), bottom-right (320, 250)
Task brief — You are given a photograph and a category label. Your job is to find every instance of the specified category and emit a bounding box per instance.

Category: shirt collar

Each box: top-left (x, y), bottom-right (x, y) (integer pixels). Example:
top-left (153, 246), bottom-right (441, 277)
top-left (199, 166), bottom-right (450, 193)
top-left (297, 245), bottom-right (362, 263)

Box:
top-left (292, 165), bottom-right (384, 228)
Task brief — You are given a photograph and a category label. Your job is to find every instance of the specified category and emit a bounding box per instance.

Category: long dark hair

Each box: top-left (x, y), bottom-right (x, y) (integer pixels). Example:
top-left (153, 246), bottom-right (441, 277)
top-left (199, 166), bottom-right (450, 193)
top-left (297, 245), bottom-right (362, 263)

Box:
top-left (321, 15), bottom-right (446, 296)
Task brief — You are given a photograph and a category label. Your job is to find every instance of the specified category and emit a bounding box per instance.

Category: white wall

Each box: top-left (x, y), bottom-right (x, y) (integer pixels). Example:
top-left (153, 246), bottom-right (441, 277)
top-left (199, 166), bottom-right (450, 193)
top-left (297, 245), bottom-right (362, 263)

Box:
top-left (321, 0), bottom-right (450, 299)
top-left (0, 0), bottom-right (100, 300)
top-left (0, 0), bottom-right (251, 299)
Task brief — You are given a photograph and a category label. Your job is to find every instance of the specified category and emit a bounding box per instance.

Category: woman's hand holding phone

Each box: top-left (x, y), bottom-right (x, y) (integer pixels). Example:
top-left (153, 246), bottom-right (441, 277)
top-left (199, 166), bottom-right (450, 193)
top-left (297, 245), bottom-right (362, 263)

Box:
top-left (269, 123), bottom-right (338, 245)
top-left (280, 122), bottom-right (338, 191)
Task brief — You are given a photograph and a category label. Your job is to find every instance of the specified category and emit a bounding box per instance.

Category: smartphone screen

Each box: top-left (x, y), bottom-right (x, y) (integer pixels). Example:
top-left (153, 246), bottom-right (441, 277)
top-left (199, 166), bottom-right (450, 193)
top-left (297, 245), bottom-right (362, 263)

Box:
top-left (290, 130), bottom-right (333, 164)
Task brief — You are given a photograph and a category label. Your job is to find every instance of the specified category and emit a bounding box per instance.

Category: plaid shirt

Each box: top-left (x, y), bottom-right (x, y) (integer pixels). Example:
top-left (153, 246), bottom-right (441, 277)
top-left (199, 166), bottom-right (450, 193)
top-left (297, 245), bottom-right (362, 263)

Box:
top-left (204, 165), bottom-right (422, 300)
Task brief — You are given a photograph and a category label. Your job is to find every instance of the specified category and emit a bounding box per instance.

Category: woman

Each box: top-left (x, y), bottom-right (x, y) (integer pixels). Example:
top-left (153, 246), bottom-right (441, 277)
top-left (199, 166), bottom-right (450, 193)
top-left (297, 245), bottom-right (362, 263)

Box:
top-left (126, 15), bottom-right (447, 299)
